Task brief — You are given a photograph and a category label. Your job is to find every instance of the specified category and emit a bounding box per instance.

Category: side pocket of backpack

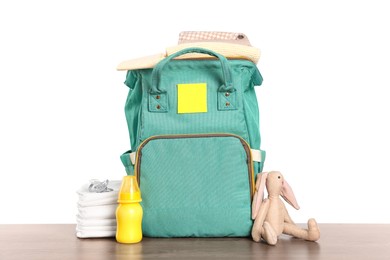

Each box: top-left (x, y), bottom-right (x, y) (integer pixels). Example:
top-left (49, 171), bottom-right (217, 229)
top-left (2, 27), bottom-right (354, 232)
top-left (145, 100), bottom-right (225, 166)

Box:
top-left (120, 150), bottom-right (135, 175)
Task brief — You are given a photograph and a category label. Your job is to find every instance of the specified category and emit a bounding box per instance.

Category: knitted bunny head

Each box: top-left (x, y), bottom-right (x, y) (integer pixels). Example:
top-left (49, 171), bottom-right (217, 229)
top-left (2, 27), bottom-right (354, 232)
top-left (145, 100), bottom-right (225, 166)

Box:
top-left (252, 171), bottom-right (300, 219)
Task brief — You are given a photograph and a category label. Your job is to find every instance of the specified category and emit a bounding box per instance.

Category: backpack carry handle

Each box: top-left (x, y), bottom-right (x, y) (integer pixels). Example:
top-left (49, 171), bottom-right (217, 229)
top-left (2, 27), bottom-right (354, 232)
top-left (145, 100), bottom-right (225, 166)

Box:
top-left (151, 47), bottom-right (234, 94)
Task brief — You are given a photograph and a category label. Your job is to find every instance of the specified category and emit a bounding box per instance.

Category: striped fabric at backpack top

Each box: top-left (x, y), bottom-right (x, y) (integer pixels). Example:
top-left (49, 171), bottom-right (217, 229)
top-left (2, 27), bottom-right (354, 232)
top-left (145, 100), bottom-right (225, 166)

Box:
top-left (178, 31), bottom-right (251, 46)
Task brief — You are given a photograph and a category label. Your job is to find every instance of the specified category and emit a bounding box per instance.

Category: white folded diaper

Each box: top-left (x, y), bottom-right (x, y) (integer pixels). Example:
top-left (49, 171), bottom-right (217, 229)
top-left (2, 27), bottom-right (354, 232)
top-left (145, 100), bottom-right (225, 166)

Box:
top-left (76, 216), bottom-right (116, 227)
top-left (78, 204), bottom-right (117, 219)
top-left (76, 230), bottom-right (116, 238)
top-left (78, 197), bottom-right (118, 207)
top-left (76, 225), bottom-right (116, 232)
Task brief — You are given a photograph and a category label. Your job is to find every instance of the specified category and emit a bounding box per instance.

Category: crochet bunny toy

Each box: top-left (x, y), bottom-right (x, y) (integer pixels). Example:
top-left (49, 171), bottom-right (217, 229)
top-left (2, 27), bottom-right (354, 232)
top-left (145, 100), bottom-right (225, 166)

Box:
top-left (251, 171), bottom-right (320, 245)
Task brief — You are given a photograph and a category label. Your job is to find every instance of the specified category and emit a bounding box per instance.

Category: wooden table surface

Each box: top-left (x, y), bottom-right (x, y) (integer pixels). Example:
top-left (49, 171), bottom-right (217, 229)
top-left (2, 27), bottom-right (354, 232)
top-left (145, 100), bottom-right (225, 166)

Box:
top-left (0, 224), bottom-right (390, 260)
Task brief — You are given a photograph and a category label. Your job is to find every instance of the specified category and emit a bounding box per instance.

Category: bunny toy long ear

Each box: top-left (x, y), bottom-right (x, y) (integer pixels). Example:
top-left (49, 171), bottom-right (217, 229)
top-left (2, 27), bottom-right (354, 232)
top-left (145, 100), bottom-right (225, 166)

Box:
top-left (280, 179), bottom-right (300, 210)
top-left (251, 172), bottom-right (268, 219)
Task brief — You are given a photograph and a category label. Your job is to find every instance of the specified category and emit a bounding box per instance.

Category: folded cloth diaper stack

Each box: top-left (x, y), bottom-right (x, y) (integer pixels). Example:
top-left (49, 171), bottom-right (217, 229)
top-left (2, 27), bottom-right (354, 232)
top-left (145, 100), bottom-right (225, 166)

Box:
top-left (76, 180), bottom-right (121, 238)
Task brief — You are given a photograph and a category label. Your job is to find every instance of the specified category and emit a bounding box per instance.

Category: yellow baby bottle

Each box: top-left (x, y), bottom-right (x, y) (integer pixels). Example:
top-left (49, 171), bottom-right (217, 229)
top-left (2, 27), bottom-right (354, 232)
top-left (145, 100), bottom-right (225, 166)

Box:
top-left (116, 175), bottom-right (143, 244)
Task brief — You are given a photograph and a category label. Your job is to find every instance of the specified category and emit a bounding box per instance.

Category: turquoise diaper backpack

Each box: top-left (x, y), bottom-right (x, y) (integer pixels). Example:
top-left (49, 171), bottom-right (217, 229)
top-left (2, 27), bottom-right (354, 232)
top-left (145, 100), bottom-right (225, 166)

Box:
top-left (119, 47), bottom-right (265, 237)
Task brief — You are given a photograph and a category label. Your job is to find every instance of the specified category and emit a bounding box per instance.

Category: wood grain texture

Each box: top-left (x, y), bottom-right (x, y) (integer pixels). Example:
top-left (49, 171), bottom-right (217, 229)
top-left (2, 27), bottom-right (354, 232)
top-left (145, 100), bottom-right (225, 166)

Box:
top-left (1, 224), bottom-right (390, 260)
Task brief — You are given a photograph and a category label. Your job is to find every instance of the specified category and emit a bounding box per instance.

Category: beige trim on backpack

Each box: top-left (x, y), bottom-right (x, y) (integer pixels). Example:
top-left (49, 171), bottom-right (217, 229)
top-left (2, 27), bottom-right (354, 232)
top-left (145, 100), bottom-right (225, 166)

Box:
top-left (250, 149), bottom-right (263, 162)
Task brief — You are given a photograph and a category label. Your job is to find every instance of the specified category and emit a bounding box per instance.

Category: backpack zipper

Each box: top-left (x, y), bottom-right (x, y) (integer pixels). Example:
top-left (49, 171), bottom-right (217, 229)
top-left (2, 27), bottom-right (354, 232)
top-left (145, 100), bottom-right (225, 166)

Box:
top-left (134, 133), bottom-right (255, 199)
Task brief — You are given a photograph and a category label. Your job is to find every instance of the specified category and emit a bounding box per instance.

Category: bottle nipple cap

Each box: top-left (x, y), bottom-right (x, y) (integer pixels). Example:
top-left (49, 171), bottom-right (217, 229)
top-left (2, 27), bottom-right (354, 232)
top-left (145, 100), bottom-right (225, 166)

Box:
top-left (118, 176), bottom-right (142, 203)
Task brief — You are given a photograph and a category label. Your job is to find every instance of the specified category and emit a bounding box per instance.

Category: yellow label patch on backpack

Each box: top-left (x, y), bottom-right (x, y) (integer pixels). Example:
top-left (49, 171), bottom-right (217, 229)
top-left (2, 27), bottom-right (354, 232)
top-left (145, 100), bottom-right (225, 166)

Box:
top-left (177, 83), bottom-right (207, 114)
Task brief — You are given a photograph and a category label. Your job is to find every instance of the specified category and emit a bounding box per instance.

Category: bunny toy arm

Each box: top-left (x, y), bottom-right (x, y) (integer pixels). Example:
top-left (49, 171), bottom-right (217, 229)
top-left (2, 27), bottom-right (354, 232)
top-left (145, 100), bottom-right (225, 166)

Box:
top-left (251, 198), bottom-right (270, 242)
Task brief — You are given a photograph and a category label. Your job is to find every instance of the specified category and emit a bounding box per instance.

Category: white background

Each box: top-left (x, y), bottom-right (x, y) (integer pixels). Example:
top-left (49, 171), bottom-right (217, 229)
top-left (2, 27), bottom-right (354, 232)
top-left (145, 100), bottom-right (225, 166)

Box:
top-left (0, 0), bottom-right (389, 224)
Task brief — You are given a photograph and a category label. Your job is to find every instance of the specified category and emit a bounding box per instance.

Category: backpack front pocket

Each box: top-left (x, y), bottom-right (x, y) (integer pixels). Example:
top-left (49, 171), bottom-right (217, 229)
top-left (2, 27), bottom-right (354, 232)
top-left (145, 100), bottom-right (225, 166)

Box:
top-left (135, 133), bottom-right (254, 237)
